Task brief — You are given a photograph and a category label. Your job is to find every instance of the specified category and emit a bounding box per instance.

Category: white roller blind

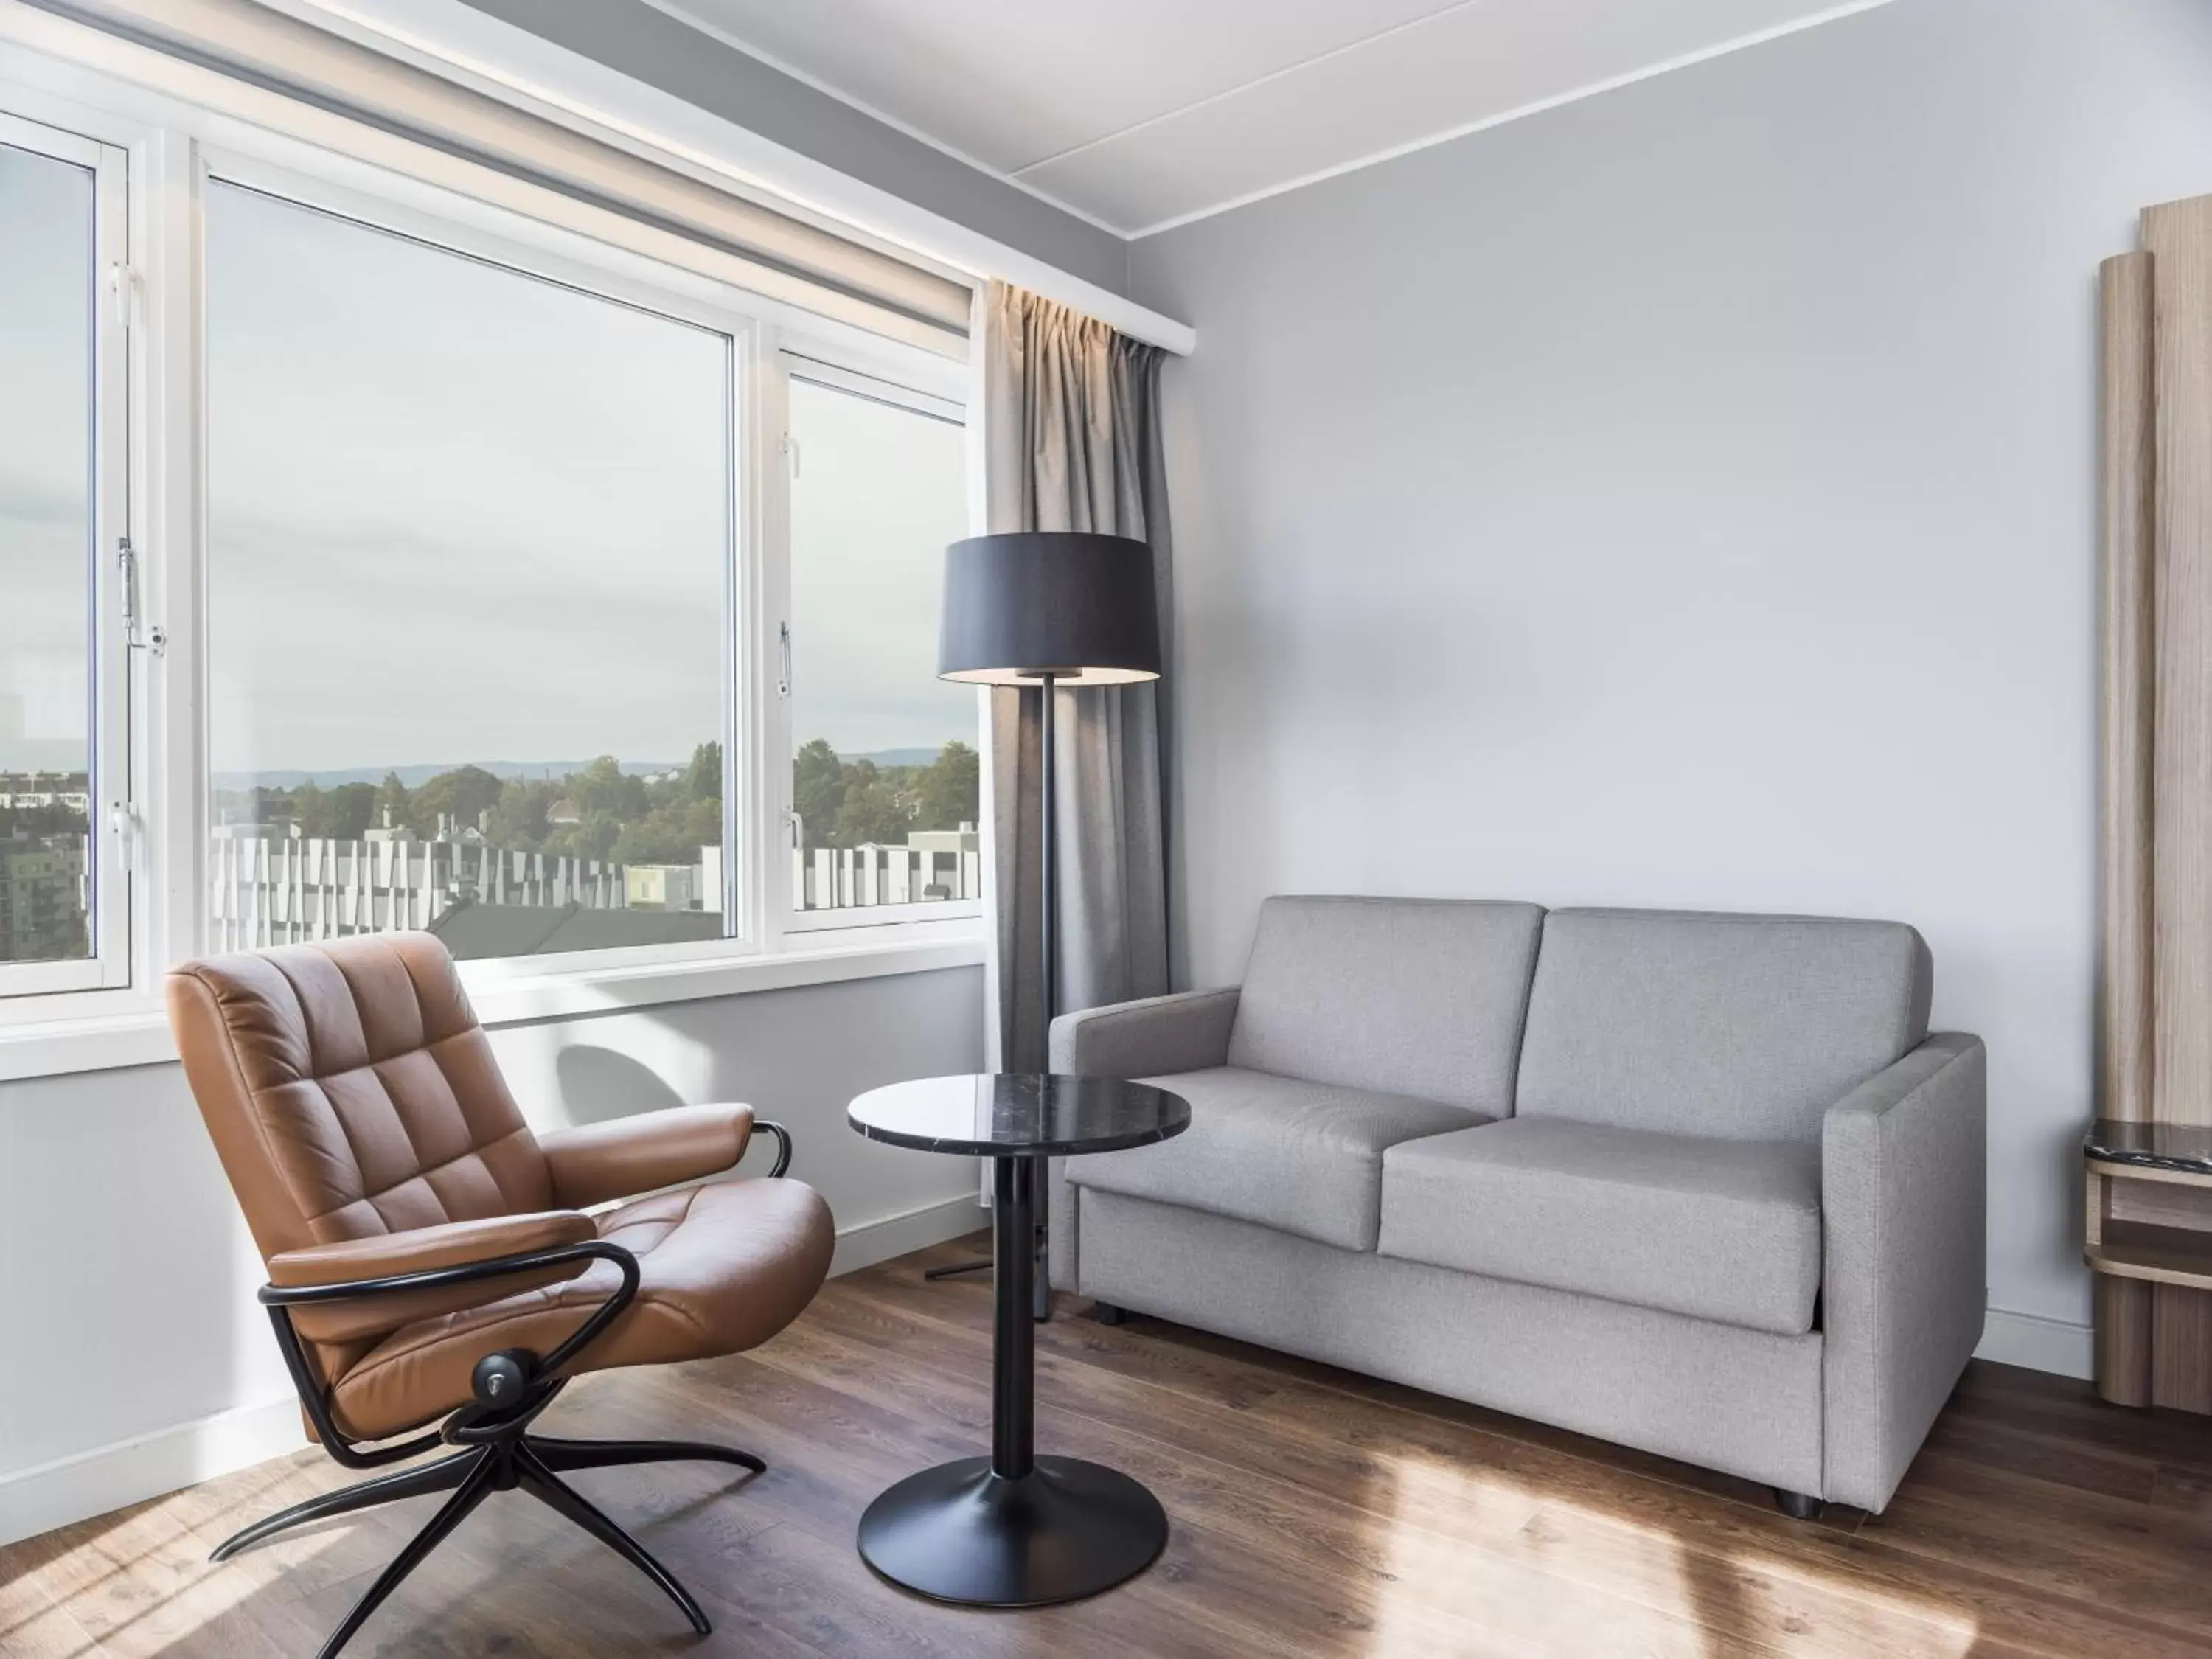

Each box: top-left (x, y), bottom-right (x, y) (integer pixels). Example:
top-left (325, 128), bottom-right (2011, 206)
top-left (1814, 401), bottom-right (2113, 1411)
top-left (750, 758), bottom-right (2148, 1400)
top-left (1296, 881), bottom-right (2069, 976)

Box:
top-left (41, 0), bottom-right (974, 334)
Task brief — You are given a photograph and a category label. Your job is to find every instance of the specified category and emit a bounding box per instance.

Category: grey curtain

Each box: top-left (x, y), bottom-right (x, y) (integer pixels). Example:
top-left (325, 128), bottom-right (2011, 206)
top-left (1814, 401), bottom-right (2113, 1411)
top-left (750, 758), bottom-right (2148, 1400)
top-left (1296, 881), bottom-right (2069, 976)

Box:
top-left (981, 279), bottom-right (1172, 1070)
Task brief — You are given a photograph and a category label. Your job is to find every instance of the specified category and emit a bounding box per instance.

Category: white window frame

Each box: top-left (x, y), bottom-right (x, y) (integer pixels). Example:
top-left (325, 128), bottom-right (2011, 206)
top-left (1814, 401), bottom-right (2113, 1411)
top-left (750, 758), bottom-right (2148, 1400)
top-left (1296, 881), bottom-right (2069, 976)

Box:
top-left (192, 145), bottom-right (773, 984)
top-left (762, 343), bottom-right (980, 938)
top-left (0, 22), bottom-right (987, 1057)
top-left (0, 103), bottom-right (139, 1004)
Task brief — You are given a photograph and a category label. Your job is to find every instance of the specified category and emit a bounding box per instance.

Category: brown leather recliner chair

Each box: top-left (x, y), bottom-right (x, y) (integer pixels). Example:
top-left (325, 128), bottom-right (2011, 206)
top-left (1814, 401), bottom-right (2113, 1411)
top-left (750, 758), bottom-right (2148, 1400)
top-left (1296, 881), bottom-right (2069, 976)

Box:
top-left (167, 931), bottom-right (835, 1659)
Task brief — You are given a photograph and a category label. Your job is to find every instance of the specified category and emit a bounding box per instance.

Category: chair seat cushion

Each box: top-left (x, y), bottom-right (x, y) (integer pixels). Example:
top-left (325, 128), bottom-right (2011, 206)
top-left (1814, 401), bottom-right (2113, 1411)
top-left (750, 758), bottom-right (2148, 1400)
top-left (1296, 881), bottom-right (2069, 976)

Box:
top-left (1377, 1118), bottom-right (1822, 1335)
top-left (330, 1176), bottom-right (833, 1440)
top-left (1065, 1066), bottom-right (1484, 1252)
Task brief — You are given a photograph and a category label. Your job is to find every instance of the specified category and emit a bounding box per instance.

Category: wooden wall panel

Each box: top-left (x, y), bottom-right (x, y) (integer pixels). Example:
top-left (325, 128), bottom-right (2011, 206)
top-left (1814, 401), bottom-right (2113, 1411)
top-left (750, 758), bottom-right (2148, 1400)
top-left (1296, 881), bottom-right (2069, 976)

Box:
top-left (2100, 198), bottom-right (2212, 1410)
top-left (2146, 198), bottom-right (2212, 1127)
top-left (2096, 1274), bottom-right (2153, 1407)
top-left (2101, 251), bottom-right (2155, 1129)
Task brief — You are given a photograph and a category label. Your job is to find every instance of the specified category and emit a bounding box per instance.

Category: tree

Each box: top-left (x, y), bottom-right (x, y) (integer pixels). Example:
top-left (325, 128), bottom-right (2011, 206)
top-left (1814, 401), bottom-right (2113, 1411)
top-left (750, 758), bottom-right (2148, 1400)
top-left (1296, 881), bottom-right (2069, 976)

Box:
top-left (411, 765), bottom-right (504, 835)
top-left (481, 776), bottom-right (552, 853)
top-left (917, 741), bottom-right (979, 831)
top-left (373, 771), bottom-right (410, 833)
top-left (299, 781), bottom-right (376, 841)
top-left (792, 739), bottom-right (845, 849)
top-left (571, 754), bottom-right (645, 821)
top-left (832, 760), bottom-right (913, 846)
top-left (685, 740), bottom-right (722, 804)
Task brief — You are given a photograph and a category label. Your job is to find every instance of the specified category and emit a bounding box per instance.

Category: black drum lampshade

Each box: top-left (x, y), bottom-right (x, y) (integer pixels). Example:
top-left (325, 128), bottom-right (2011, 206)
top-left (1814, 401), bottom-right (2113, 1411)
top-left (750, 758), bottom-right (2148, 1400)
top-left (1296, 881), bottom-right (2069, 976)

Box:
top-left (938, 532), bottom-right (1161, 686)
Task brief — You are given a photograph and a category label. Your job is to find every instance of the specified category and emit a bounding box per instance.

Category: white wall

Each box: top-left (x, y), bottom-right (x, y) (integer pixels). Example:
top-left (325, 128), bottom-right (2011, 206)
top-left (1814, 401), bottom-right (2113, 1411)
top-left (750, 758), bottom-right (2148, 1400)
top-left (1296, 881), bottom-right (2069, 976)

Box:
top-left (0, 964), bottom-right (982, 1543)
top-left (1129, 0), bottom-right (2212, 1357)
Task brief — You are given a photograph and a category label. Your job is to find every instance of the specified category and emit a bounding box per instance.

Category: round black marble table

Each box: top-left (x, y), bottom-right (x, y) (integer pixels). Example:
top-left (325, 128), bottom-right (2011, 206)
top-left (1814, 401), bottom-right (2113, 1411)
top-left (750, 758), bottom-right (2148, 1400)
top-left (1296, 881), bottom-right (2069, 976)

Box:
top-left (846, 1074), bottom-right (1191, 1607)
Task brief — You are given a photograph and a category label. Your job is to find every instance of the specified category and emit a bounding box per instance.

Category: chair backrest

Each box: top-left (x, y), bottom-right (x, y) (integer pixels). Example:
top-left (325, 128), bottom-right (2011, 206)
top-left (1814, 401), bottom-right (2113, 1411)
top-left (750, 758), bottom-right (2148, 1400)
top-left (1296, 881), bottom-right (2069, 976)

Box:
top-left (167, 931), bottom-right (552, 1262)
top-left (1514, 908), bottom-right (1933, 1141)
top-left (1226, 895), bottom-right (1545, 1115)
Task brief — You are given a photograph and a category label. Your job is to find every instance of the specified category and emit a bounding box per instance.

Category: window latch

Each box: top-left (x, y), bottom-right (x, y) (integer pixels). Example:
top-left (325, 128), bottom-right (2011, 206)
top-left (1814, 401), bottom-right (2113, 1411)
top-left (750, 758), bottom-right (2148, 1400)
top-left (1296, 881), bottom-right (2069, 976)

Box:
top-left (777, 621), bottom-right (792, 698)
top-left (108, 262), bottom-right (136, 329)
top-left (118, 537), bottom-right (166, 657)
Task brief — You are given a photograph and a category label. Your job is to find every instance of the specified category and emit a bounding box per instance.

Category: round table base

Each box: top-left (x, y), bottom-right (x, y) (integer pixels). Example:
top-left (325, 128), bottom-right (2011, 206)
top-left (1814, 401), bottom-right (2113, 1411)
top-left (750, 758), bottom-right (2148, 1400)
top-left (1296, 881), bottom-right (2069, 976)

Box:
top-left (856, 1455), bottom-right (1167, 1607)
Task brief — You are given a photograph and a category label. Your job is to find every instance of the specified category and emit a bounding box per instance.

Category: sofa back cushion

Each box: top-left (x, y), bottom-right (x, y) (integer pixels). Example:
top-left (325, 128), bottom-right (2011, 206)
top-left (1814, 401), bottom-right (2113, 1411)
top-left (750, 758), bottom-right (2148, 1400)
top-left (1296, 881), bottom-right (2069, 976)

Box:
top-left (1515, 908), bottom-right (1931, 1141)
top-left (1226, 896), bottom-right (1545, 1115)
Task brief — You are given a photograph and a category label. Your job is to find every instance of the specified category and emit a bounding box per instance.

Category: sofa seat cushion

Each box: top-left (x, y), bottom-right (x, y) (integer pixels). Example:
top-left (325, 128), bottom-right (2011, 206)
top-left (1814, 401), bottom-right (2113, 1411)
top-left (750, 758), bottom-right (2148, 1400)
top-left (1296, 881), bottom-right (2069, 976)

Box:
top-left (1066, 1067), bottom-right (1484, 1252)
top-left (1377, 1117), bottom-right (1822, 1335)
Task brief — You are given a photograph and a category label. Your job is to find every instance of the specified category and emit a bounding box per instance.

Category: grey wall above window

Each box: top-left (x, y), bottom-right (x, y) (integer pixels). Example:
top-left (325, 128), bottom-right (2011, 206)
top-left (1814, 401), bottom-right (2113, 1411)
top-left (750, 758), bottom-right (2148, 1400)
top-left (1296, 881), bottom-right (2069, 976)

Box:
top-left (456, 0), bottom-right (1133, 299)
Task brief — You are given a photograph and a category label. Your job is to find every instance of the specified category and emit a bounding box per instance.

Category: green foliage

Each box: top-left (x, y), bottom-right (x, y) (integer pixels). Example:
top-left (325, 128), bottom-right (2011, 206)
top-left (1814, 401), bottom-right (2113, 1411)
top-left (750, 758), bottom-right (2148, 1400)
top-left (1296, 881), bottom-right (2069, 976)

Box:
top-left (201, 734), bottom-right (977, 866)
top-left (408, 765), bottom-right (504, 835)
top-left (297, 781), bottom-right (375, 840)
top-left (918, 742), bottom-right (979, 833)
top-left (792, 739), bottom-right (846, 845)
top-left (831, 760), bottom-right (908, 846)
top-left (793, 739), bottom-right (980, 851)
top-left (0, 802), bottom-right (88, 843)
top-left (374, 771), bottom-right (410, 832)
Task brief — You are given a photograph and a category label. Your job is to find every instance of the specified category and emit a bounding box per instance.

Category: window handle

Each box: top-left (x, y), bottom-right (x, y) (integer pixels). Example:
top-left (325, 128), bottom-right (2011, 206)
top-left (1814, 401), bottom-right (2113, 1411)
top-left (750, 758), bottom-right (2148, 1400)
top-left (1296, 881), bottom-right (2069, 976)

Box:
top-left (117, 538), bottom-right (165, 657)
top-left (777, 622), bottom-right (792, 698)
top-left (108, 262), bottom-right (135, 330)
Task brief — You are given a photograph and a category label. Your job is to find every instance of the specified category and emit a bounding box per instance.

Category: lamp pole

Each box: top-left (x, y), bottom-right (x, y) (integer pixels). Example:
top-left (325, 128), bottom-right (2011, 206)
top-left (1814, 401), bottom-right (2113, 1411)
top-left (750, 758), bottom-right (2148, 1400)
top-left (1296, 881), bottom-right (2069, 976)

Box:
top-left (1038, 672), bottom-right (1056, 1065)
top-left (1033, 672), bottom-right (1055, 1321)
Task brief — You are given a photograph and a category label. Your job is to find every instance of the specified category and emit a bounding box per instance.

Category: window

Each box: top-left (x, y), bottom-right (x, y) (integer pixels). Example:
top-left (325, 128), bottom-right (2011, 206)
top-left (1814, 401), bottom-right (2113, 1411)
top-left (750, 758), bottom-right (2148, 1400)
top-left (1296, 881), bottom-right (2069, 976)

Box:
top-left (0, 43), bottom-right (980, 1041)
top-left (204, 181), bottom-right (740, 962)
top-left (781, 364), bottom-right (978, 925)
top-left (0, 115), bottom-right (130, 998)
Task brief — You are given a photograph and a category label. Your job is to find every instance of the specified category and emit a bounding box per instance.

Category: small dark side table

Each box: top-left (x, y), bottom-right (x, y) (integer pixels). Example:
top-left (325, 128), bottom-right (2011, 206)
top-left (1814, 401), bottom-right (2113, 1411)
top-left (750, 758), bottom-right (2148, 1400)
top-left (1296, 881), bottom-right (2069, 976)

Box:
top-left (846, 1072), bottom-right (1189, 1606)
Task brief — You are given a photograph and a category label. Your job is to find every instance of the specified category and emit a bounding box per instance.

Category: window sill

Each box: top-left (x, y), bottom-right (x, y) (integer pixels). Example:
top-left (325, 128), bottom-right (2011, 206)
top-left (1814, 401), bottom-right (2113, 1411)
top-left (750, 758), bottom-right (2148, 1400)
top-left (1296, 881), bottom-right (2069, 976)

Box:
top-left (0, 931), bottom-right (987, 1085)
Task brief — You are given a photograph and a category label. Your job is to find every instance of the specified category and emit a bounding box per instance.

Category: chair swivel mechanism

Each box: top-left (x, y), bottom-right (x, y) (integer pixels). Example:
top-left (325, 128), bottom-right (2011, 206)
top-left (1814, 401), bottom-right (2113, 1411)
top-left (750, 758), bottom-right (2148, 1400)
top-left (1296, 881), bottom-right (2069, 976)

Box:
top-left (166, 931), bottom-right (835, 1659)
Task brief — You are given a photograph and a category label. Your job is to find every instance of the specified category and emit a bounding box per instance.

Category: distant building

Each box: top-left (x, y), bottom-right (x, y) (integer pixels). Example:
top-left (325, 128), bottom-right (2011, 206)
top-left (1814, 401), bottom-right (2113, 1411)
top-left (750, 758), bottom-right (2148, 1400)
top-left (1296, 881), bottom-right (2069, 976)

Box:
top-left (0, 769), bottom-right (93, 815)
top-left (791, 822), bottom-right (981, 911)
top-left (0, 838), bottom-right (88, 964)
top-left (625, 864), bottom-right (700, 911)
top-left (904, 822), bottom-right (979, 856)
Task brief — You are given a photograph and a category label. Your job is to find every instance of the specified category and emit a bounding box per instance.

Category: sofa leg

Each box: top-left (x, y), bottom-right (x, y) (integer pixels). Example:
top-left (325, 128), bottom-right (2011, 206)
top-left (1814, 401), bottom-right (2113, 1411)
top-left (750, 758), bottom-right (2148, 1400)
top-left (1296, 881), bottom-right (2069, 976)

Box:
top-left (1773, 1488), bottom-right (1822, 1520)
top-left (1092, 1301), bottom-right (1127, 1326)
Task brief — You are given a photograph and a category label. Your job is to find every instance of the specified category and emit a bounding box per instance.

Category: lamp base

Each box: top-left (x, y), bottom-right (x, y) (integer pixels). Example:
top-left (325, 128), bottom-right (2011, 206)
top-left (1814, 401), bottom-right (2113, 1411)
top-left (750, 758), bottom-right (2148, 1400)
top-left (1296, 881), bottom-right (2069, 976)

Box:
top-left (856, 1455), bottom-right (1167, 1606)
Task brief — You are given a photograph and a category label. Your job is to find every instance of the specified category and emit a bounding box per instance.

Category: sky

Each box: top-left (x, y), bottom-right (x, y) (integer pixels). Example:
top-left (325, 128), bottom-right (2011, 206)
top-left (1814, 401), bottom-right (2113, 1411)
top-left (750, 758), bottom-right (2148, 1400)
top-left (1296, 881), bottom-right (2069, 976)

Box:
top-left (1, 155), bottom-right (975, 779)
top-left (0, 140), bottom-right (94, 778)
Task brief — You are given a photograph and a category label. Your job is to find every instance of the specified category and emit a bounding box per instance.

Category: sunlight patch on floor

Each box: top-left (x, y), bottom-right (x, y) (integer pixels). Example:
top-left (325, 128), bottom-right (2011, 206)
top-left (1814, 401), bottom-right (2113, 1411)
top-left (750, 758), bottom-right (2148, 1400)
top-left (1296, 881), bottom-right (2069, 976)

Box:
top-left (1363, 1445), bottom-right (1980, 1658)
top-left (18, 1466), bottom-right (350, 1659)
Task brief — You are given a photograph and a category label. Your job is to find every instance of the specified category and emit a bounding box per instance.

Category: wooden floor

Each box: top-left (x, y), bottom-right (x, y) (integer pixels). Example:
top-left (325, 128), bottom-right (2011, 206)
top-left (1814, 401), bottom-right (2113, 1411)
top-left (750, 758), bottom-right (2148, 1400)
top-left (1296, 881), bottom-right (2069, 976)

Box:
top-left (6, 1234), bottom-right (2212, 1658)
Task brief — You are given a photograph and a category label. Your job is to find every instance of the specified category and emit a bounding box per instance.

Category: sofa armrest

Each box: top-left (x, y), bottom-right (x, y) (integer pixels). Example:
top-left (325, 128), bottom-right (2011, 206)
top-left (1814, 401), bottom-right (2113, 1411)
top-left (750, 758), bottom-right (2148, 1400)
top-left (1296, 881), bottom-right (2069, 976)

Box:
top-left (1050, 987), bottom-right (1241, 1079)
top-left (1820, 1032), bottom-right (1986, 1512)
top-left (540, 1103), bottom-right (754, 1211)
top-left (1048, 988), bottom-right (1237, 1297)
top-left (268, 1210), bottom-right (599, 1343)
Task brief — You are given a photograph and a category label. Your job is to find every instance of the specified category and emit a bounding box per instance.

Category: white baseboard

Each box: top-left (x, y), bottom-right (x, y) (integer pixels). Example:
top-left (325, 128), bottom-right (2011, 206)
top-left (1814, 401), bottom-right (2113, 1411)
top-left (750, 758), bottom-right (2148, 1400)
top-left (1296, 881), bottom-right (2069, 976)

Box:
top-left (830, 1192), bottom-right (985, 1277)
top-left (0, 1193), bottom-right (987, 1551)
top-left (0, 1394), bottom-right (306, 1550)
top-left (1975, 1307), bottom-right (2093, 1380)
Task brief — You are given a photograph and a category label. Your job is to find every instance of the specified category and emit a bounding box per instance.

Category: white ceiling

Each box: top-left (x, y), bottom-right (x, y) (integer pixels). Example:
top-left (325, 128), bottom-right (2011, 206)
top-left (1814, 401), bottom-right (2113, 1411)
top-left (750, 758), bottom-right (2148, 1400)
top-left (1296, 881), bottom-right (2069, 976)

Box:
top-left (647, 0), bottom-right (1893, 237)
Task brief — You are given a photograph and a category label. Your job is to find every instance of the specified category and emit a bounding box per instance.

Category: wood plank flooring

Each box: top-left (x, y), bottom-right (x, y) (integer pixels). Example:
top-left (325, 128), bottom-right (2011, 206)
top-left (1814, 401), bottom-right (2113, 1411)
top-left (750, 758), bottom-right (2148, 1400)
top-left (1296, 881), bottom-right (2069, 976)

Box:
top-left (5, 1233), bottom-right (2211, 1658)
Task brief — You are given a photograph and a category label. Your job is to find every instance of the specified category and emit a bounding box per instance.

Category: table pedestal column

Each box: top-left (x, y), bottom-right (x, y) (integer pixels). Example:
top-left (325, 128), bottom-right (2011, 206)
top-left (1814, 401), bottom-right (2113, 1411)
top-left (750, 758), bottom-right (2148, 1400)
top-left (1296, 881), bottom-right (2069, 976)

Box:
top-left (855, 1153), bottom-right (1169, 1606)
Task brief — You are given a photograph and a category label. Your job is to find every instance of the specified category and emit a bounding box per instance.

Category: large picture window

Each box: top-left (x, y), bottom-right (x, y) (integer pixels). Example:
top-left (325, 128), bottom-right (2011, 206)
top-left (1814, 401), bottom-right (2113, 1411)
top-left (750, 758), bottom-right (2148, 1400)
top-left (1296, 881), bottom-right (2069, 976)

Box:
top-left (0, 115), bottom-right (130, 998)
top-left (204, 181), bottom-right (740, 960)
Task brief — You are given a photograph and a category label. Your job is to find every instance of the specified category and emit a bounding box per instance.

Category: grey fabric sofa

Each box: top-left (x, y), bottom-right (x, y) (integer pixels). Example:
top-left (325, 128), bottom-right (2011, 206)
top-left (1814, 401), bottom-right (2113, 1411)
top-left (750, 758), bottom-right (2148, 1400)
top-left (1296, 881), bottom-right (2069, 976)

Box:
top-left (1047, 896), bottom-right (1986, 1514)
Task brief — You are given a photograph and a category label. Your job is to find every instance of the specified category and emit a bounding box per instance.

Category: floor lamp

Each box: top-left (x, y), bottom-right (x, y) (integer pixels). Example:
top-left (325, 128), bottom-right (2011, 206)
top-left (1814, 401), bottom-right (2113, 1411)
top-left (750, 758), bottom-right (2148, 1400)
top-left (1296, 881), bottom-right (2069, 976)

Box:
top-left (927, 531), bottom-right (1164, 1313)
